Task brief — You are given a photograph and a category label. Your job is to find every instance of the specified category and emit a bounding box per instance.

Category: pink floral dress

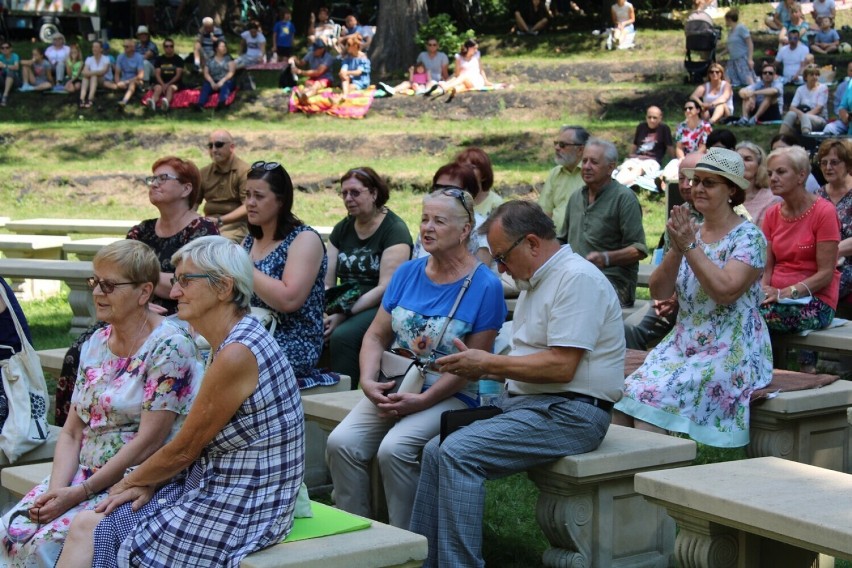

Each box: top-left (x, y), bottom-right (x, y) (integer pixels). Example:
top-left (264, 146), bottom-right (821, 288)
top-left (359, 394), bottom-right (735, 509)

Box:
top-left (0, 318), bottom-right (201, 568)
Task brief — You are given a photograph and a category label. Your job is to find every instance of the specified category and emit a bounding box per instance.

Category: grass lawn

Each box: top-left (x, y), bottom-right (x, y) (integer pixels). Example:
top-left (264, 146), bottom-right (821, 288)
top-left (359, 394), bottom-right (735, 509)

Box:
top-left (6, 6), bottom-right (851, 565)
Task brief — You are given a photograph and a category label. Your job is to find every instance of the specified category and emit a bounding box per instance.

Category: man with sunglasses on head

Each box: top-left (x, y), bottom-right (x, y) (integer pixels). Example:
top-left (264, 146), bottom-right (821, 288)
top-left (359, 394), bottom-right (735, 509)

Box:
top-left (737, 63), bottom-right (784, 126)
top-left (148, 38), bottom-right (184, 112)
top-left (560, 138), bottom-right (648, 308)
top-left (411, 199), bottom-right (624, 568)
top-left (538, 125), bottom-right (590, 236)
top-left (199, 130), bottom-right (250, 243)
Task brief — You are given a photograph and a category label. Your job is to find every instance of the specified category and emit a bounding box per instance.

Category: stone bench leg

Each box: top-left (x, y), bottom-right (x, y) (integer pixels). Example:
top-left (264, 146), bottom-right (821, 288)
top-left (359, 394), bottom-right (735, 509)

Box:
top-left (528, 469), bottom-right (675, 568)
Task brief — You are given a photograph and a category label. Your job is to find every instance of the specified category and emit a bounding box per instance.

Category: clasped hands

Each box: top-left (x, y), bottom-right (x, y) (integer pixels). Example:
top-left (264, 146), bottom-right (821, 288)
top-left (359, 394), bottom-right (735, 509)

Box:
top-left (667, 204), bottom-right (699, 253)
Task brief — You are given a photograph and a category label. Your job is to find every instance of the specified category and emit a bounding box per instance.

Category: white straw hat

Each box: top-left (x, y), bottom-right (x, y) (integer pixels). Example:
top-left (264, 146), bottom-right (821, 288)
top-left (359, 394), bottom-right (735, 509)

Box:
top-left (681, 148), bottom-right (749, 189)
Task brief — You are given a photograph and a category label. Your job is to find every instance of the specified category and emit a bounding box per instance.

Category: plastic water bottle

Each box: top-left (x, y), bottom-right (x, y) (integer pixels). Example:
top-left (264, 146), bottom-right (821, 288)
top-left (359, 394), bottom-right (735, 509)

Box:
top-left (479, 379), bottom-right (503, 406)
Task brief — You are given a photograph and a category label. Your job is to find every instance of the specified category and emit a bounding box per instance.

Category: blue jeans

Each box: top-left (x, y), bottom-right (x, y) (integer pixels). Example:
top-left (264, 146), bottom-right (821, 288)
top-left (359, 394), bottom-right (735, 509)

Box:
top-left (198, 78), bottom-right (234, 108)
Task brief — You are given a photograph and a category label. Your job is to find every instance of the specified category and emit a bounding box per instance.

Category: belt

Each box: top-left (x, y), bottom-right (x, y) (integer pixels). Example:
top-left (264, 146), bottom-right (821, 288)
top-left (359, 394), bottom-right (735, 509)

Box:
top-left (508, 391), bottom-right (614, 412)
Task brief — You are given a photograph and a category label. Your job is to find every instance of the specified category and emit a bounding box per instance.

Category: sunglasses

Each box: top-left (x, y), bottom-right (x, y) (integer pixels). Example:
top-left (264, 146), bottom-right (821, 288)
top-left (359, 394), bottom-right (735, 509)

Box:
top-left (251, 160), bottom-right (281, 171)
top-left (762, 70), bottom-right (775, 75)
top-left (432, 186), bottom-right (473, 222)
top-left (164, 44), bottom-right (175, 48)
top-left (145, 173), bottom-right (180, 186)
top-left (684, 106), bottom-right (696, 111)
top-left (170, 273), bottom-right (212, 288)
top-left (554, 141), bottom-right (582, 149)
top-left (492, 235), bottom-right (526, 267)
top-left (207, 141), bottom-right (227, 149)
top-left (87, 277), bottom-right (139, 294)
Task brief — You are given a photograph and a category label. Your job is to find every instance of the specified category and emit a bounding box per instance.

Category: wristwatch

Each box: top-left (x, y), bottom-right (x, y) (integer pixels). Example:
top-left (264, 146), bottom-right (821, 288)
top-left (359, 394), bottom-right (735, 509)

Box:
top-left (216, 216), bottom-right (224, 228)
top-left (790, 285), bottom-right (799, 299)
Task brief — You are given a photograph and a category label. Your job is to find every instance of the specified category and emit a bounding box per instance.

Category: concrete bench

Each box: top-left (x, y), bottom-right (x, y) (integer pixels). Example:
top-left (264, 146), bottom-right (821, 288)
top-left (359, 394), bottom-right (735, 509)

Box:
top-left (62, 237), bottom-right (122, 262)
top-left (0, 258), bottom-right (94, 336)
top-left (771, 321), bottom-right (852, 368)
top-left (0, 426), bottom-right (61, 510)
top-left (638, 262), bottom-right (653, 287)
top-left (0, 235), bottom-right (72, 300)
top-left (36, 347), bottom-right (67, 377)
top-left (4, 218), bottom-right (139, 236)
top-left (635, 456), bottom-right (852, 568)
top-left (301, 390), bottom-right (697, 568)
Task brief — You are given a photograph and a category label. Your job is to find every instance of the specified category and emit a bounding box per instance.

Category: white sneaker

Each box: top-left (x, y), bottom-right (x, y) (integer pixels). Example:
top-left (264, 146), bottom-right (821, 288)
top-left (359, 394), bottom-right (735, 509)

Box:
top-left (160, 98), bottom-right (169, 112)
top-left (147, 98), bottom-right (156, 111)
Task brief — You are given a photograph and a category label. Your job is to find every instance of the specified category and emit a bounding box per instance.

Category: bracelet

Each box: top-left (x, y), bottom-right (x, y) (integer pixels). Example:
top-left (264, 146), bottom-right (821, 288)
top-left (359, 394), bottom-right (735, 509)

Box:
top-left (681, 241), bottom-right (698, 254)
top-left (603, 251), bottom-right (610, 267)
top-left (81, 479), bottom-right (96, 500)
top-left (800, 281), bottom-right (812, 297)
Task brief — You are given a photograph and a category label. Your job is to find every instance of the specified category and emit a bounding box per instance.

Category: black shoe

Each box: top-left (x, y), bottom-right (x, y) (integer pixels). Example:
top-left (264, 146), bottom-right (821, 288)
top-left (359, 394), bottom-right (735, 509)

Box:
top-left (424, 84), bottom-right (439, 97)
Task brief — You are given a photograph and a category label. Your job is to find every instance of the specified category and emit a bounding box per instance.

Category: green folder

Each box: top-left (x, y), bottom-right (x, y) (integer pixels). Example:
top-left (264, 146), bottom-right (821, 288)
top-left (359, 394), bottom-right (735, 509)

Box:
top-left (283, 501), bottom-right (372, 543)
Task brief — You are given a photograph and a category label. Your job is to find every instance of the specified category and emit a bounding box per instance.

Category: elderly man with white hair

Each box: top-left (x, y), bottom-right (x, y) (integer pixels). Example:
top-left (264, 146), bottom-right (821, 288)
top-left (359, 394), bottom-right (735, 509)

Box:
top-left (194, 16), bottom-right (225, 70)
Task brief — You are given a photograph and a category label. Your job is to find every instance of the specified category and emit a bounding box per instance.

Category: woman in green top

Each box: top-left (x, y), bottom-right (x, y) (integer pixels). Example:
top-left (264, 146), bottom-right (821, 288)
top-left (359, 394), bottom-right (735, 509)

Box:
top-left (64, 44), bottom-right (84, 94)
top-left (324, 167), bottom-right (413, 388)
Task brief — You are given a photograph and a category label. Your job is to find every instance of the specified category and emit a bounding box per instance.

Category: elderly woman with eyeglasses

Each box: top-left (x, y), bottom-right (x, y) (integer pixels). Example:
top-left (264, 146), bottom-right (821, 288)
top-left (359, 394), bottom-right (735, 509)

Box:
top-left (614, 148), bottom-right (772, 448)
top-left (326, 187), bottom-right (506, 529)
top-left (242, 161), bottom-right (334, 389)
top-left (815, 138), bottom-right (852, 301)
top-left (760, 146), bottom-right (841, 373)
top-left (56, 236), bottom-right (305, 568)
top-left (54, 157), bottom-right (218, 428)
top-left (324, 167), bottom-right (413, 389)
top-left (0, 240), bottom-right (200, 568)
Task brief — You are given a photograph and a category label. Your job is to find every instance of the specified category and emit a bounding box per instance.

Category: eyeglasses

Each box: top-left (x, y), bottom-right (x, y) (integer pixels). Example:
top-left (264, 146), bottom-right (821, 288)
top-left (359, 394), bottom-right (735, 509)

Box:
top-left (492, 235), bottom-right (526, 267)
top-left (432, 186), bottom-right (473, 222)
top-left (144, 173), bottom-right (180, 186)
top-left (339, 188), bottom-right (366, 199)
top-left (251, 160), bottom-right (281, 171)
top-left (87, 277), bottom-right (138, 294)
top-left (762, 70), bottom-right (775, 76)
top-left (170, 273), bottom-right (212, 288)
top-left (3, 508), bottom-right (40, 547)
top-left (820, 159), bottom-right (843, 168)
top-left (554, 141), bottom-right (582, 149)
top-left (708, 69), bottom-right (722, 74)
top-left (684, 106), bottom-right (696, 111)
top-left (207, 141), bottom-right (227, 149)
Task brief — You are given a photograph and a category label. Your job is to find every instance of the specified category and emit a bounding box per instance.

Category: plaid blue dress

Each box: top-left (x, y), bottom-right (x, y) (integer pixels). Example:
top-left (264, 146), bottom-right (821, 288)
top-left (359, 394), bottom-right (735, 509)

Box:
top-left (91, 316), bottom-right (305, 567)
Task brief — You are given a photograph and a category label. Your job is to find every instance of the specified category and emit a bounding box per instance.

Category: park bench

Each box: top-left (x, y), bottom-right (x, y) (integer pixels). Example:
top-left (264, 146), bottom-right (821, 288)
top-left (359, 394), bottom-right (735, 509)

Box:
top-left (771, 320), bottom-right (852, 368)
top-left (4, 218), bottom-right (139, 237)
top-left (637, 262), bottom-right (652, 287)
top-left (0, 234), bottom-right (71, 300)
top-left (635, 456), bottom-right (852, 568)
top-left (62, 237), bottom-right (122, 262)
top-left (0, 258), bottom-right (94, 336)
top-left (301, 389), bottom-right (697, 568)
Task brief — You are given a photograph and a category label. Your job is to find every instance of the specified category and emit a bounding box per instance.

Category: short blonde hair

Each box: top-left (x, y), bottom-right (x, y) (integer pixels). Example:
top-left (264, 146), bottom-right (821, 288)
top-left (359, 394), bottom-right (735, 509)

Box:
top-left (93, 240), bottom-right (160, 287)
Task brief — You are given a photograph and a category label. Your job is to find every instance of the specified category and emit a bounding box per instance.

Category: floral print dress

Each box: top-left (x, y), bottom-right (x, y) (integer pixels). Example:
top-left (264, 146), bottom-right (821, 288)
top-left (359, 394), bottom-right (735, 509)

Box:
top-left (676, 120), bottom-right (712, 155)
top-left (0, 319), bottom-right (201, 568)
top-left (817, 186), bottom-right (852, 299)
top-left (615, 222), bottom-right (773, 448)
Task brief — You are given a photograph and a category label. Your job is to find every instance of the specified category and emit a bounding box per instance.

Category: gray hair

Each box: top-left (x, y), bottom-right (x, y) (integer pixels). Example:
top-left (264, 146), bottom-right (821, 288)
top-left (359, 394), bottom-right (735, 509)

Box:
top-left (585, 137), bottom-right (619, 165)
top-left (767, 146), bottom-right (811, 177)
top-left (479, 200), bottom-right (556, 240)
top-left (559, 125), bottom-right (590, 145)
top-left (171, 236), bottom-right (253, 311)
top-left (423, 189), bottom-right (474, 244)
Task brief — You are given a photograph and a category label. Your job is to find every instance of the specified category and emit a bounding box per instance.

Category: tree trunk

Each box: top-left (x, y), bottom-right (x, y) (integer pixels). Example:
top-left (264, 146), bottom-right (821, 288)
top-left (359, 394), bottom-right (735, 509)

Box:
top-left (370, 0), bottom-right (428, 79)
top-left (198, 0), bottom-right (228, 26)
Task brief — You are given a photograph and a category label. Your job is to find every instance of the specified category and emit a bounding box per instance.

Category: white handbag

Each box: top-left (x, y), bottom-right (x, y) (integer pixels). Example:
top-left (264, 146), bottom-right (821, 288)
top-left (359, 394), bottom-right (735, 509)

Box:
top-left (0, 284), bottom-right (50, 463)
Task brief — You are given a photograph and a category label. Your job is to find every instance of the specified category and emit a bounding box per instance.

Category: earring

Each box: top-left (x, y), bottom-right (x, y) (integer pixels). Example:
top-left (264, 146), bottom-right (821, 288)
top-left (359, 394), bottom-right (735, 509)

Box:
top-left (728, 197), bottom-right (733, 204)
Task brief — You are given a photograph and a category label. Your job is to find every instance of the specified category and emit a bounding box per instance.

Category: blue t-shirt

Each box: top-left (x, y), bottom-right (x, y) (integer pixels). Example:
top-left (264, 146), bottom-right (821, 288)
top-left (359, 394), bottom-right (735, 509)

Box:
top-left (304, 50), bottom-right (334, 82)
top-left (341, 54), bottom-right (371, 89)
top-left (116, 52), bottom-right (145, 82)
top-left (274, 20), bottom-right (296, 48)
top-left (813, 29), bottom-right (840, 44)
top-left (0, 53), bottom-right (20, 78)
top-left (382, 258), bottom-right (507, 402)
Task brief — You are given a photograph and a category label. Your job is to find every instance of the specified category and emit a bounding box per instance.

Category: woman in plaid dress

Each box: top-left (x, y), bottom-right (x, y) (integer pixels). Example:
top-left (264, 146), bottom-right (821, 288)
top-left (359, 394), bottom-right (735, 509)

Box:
top-left (57, 236), bottom-right (305, 568)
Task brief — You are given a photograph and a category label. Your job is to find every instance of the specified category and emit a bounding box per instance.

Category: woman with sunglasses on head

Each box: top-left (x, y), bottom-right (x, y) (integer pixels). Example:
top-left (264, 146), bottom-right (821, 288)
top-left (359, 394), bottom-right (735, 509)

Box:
top-left (0, 240), bottom-right (200, 568)
top-left (242, 161), bottom-right (335, 389)
top-left (326, 187), bottom-right (505, 529)
top-left (614, 149), bottom-right (772, 448)
top-left (815, 138), bottom-right (852, 301)
top-left (57, 236), bottom-right (304, 568)
top-left (53, 158), bottom-right (218, 428)
top-left (689, 63), bottom-right (734, 125)
top-left (675, 100), bottom-right (712, 160)
top-left (325, 167), bottom-right (412, 388)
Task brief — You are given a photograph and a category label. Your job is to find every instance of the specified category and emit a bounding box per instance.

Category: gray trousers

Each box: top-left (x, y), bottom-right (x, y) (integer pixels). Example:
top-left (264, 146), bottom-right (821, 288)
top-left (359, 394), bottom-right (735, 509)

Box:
top-left (623, 301), bottom-right (677, 351)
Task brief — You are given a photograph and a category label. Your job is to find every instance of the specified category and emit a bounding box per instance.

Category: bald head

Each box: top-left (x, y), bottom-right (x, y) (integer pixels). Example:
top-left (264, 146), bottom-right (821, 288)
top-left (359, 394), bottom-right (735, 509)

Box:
top-left (677, 151), bottom-right (704, 204)
top-left (646, 106), bottom-right (663, 129)
top-left (208, 130), bottom-right (235, 165)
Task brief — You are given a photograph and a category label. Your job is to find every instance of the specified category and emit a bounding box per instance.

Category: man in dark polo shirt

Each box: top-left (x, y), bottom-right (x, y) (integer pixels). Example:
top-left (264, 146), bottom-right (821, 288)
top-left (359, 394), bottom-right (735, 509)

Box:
top-left (149, 38), bottom-right (184, 112)
top-left (199, 130), bottom-right (250, 243)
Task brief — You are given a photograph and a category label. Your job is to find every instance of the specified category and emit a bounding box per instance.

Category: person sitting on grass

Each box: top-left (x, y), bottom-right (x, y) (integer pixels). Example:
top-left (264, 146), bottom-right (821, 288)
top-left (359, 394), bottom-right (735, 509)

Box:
top-left (425, 38), bottom-right (491, 102)
top-left (290, 40), bottom-right (334, 104)
top-left (63, 44), bottom-right (84, 95)
top-left (339, 35), bottom-right (371, 96)
top-left (19, 47), bottom-right (54, 92)
top-left (737, 63), bottom-right (784, 126)
top-left (195, 39), bottom-right (236, 111)
top-left (809, 17), bottom-right (840, 54)
top-left (765, 0), bottom-right (796, 32)
top-left (690, 63), bottom-right (734, 125)
top-left (780, 65), bottom-right (828, 137)
top-left (45, 33), bottom-right (70, 87)
top-left (775, 28), bottom-right (812, 85)
top-left (614, 105), bottom-right (674, 191)
top-left (148, 38), bottom-right (184, 112)
top-left (778, 3), bottom-right (811, 48)
top-left (378, 61), bottom-right (429, 96)
top-left (514, 0), bottom-right (551, 36)
top-left (606, 0), bottom-right (635, 50)
top-left (114, 39), bottom-right (145, 107)
top-left (0, 42), bottom-right (21, 107)
top-left (237, 20), bottom-right (267, 68)
top-left (79, 40), bottom-right (115, 109)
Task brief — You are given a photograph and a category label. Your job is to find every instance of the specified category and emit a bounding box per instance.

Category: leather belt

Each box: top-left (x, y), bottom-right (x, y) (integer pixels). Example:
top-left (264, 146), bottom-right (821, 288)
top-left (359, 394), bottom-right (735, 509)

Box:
top-left (509, 391), bottom-right (614, 412)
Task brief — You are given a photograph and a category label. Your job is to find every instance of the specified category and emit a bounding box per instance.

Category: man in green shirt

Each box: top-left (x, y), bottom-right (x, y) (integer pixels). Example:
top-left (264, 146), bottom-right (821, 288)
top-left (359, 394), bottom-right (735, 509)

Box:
top-left (538, 125), bottom-right (589, 236)
top-left (560, 138), bottom-right (648, 307)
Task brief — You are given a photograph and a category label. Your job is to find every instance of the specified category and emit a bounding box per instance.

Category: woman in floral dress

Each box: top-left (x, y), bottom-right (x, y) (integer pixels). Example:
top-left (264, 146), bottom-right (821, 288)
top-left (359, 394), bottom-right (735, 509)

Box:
top-left (614, 149), bottom-right (772, 448)
top-left (675, 100), bottom-right (712, 159)
top-left (0, 240), bottom-right (200, 568)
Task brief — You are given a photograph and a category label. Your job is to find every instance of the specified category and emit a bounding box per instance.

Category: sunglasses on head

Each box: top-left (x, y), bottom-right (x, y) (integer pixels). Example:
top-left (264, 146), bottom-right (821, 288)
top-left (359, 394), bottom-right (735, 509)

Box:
top-left (432, 186), bottom-right (473, 222)
top-left (207, 141), bottom-right (227, 149)
top-left (251, 160), bottom-right (281, 171)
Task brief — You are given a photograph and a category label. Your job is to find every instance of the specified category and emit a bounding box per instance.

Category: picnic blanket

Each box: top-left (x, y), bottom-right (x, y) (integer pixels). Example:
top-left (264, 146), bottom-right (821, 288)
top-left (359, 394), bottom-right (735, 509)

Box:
top-left (623, 349), bottom-right (839, 403)
top-left (288, 87), bottom-right (375, 118)
top-left (283, 502), bottom-right (371, 543)
top-left (139, 88), bottom-right (238, 109)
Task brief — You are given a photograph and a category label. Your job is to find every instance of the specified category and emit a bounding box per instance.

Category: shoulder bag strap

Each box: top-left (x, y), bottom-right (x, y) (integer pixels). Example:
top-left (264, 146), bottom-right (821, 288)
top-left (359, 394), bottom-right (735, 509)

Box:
top-left (0, 283), bottom-right (35, 356)
top-left (431, 262), bottom-right (482, 353)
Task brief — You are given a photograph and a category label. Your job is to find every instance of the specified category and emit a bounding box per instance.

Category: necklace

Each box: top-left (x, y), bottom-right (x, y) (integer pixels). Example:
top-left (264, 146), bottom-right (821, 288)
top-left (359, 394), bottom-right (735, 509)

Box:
top-left (111, 311), bottom-right (149, 376)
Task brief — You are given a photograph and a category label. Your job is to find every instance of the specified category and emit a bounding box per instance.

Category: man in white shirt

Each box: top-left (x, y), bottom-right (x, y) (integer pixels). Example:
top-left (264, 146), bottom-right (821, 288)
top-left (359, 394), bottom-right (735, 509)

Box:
top-left (775, 29), bottom-right (811, 85)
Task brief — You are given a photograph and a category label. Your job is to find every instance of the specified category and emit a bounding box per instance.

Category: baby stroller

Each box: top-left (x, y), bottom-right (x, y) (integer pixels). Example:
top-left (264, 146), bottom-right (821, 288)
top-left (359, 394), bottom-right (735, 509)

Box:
top-left (684, 10), bottom-right (721, 83)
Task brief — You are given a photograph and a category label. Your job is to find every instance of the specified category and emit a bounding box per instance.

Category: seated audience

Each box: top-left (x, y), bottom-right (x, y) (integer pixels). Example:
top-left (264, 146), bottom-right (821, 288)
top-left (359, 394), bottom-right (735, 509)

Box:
top-left (615, 149), bottom-right (772, 447)
top-left (114, 40), bottom-right (145, 107)
top-left (425, 38), bottom-right (490, 102)
top-left (676, 100), bottom-right (712, 158)
top-left (325, 167), bottom-right (413, 388)
top-left (417, 37), bottom-right (449, 86)
top-left (241, 160), bottom-right (335, 389)
top-left (63, 44), bottom-right (84, 94)
top-left (614, 105), bottom-right (674, 191)
top-left (539, 125), bottom-right (589, 236)
top-left (780, 65), bottom-right (828, 136)
top-left (148, 38), bottom-right (184, 112)
top-left (378, 61), bottom-right (430, 95)
top-left (736, 141), bottom-right (780, 227)
top-left (815, 138), bottom-right (852, 301)
top-left (290, 40), bottom-right (335, 102)
top-left (811, 0), bottom-right (836, 25)
top-left (327, 188), bottom-right (505, 529)
top-left (339, 35), bottom-right (371, 95)
top-left (824, 65), bottom-right (852, 136)
top-left (20, 47), bottom-right (54, 92)
top-left (1, 240), bottom-right (200, 567)
top-left (78, 40), bottom-right (115, 109)
top-left (45, 33), bottom-right (70, 86)
top-left (766, 0), bottom-right (796, 31)
top-left (779, 3), bottom-right (811, 47)
top-left (0, 42), bottom-right (21, 107)
top-left (514, 0), bottom-right (550, 36)
top-left (720, 8), bottom-right (754, 87)
top-left (606, 0), bottom-right (635, 50)
top-left (238, 20), bottom-right (267, 67)
top-left (690, 63), bottom-right (734, 124)
top-left (193, 16), bottom-right (225, 69)
top-left (195, 39), bottom-right (236, 111)
top-left (705, 128), bottom-right (736, 150)
top-left (307, 7), bottom-right (340, 51)
top-left (775, 28), bottom-right (811, 85)
top-left (455, 147), bottom-right (502, 216)
top-left (768, 133), bottom-right (821, 192)
top-left (338, 13), bottom-right (374, 52)
top-left (57, 236), bottom-right (305, 567)
top-left (737, 63), bottom-right (784, 125)
top-left (760, 146), bottom-right (841, 373)
top-left (810, 16), bottom-right (840, 53)
top-left (135, 25), bottom-right (158, 82)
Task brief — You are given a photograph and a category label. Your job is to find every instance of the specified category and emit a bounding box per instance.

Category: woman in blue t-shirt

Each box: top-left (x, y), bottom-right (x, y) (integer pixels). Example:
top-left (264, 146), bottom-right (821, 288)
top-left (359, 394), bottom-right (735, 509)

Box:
top-left (326, 188), bottom-right (506, 530)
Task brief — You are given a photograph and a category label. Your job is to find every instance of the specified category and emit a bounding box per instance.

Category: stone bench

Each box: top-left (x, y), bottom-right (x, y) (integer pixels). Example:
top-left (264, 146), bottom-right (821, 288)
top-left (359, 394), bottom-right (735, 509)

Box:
top-left (4, 218), bottom-right (139, 236)
top-left (0, 426), bottom-right (61, 510)
top-left (635, 456), bottom-right (852, 568)
top-left (301, 390), bottom-right (697, 568)
top-left (0, 258), bottom-right (94, 336)
top-left (62, 237), bottom-right (122, 262)
top-left (771, 321), bottom-right (852, 368)
top-left (638, 262), bottom-right (653, 287)
top-left (0, 235), bottom-right (72, 300)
